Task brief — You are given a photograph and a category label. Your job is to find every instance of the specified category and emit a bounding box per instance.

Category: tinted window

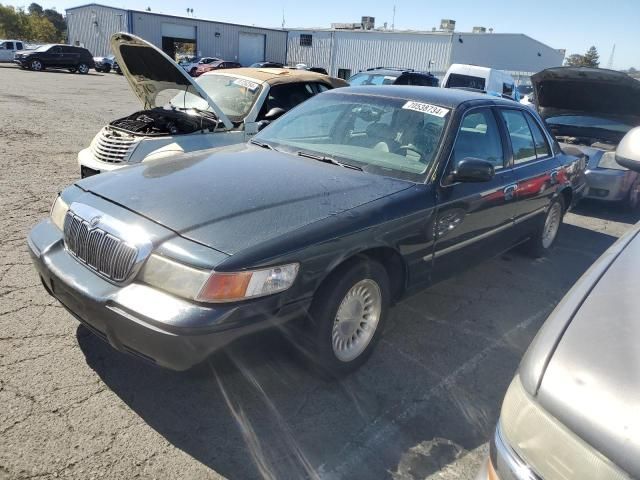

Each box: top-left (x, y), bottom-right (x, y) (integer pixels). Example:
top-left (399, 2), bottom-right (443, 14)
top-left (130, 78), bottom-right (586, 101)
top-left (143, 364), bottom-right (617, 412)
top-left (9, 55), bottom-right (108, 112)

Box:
top-left (60, 46), bottom-right (75, 53)
top-left (452, 109), bottom-right (504, 169)
top-left (263, 83), bottom-right (316, 112)
top-left (50, 46), bottom-right (62, 54)
top-left (4, 41), bottom-right (14, 50)
top-left (410, 74), bottom-right (438, 87)
top-left (500, 110), bottom-right (537, 164)
top-left (16, 42), bottom-right (23, 50)
top-left (524, 113), bottom-right (551, 158)
top-left (446, 73), bottom-right (485, 90)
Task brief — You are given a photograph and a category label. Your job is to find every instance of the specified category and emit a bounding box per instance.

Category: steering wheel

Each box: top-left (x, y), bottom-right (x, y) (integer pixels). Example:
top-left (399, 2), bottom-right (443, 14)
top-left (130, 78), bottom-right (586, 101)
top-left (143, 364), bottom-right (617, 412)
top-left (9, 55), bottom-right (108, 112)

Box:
top-left (398, 145), bottom-right (423, 158)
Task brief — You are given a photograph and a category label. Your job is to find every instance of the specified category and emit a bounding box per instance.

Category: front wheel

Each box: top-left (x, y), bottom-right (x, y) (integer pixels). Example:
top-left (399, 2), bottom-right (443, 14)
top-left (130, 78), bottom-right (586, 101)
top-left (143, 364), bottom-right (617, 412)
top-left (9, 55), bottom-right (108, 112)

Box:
top-left (77, 63), bottom-right (89, 74)
top-left (522, 196), bottom-right (564, 257)
top-left (304, 260), bottom-right (390, 377)
top-left (30, 59), bottom-right (43, 71)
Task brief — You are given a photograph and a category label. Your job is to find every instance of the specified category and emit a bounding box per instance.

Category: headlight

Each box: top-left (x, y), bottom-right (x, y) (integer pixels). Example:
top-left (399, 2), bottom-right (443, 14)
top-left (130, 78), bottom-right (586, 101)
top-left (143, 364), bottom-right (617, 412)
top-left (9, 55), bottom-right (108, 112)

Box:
top-left (50, 196), bottom-right (69, 231)
top-left (499, 375), bottom-right (628, 480)
top-left (139, 254), bottom-right (299, 303)
top-left (597, 151), bottom-right (627, 171)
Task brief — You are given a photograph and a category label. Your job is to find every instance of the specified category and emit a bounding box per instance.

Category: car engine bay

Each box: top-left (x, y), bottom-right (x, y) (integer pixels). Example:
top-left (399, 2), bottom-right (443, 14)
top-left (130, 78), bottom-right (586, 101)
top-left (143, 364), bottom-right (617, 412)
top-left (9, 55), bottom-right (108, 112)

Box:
top-left (109, 108), bottom-right (219, 136)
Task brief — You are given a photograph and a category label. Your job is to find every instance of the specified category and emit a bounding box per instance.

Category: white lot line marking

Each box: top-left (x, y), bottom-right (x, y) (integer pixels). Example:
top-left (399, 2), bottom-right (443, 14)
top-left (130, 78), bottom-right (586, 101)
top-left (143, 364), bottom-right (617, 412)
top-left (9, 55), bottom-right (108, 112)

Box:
top-left (318, 306), bottom-right (554, 479)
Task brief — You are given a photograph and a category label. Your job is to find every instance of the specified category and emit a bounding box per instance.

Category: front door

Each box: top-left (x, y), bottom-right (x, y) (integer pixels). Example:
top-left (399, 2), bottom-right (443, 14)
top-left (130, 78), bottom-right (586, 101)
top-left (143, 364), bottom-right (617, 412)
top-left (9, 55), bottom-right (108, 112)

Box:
top-left (47, 46), bottom-right (64, 67)
top-left (430, 107), bottom-right (517, 283)
top-left (0, 41), bottom-right (14, 62)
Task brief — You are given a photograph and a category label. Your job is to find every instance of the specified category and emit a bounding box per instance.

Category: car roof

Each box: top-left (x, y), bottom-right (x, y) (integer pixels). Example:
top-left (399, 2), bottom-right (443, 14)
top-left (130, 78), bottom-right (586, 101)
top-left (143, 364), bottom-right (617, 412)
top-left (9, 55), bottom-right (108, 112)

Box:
top-left (207, 67), bottom-right (348, 87)
top-left (325, 85), bottom-right (517, 108)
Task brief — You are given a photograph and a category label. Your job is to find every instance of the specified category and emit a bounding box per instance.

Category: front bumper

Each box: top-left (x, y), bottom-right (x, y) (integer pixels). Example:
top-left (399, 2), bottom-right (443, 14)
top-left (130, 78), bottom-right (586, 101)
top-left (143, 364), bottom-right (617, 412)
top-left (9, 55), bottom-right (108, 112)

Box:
top-left (14, 58), bottom-right (27, 66)
top-left (584, 168), bottom-right (634, 202)
top-left (476, 424), bottom-right (540, 480)
top-left (28, 219), bottom-right (309, 370)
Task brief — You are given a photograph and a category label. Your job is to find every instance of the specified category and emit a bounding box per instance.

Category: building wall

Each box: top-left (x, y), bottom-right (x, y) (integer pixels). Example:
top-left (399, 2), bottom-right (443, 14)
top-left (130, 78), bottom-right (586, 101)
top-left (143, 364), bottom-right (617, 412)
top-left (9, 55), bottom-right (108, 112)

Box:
top-left (65, 4), bottom-right (287, 63)
top-left (287, 30), bottom-right (453, 77)
top-left (130, 11), bottom-right (287, 63)
top-left (287, 30), bottom-right (564, 82)
top-left (66, 4), bottom-right (129, 57)
top-left (451, 33), bottom-right (565, 81)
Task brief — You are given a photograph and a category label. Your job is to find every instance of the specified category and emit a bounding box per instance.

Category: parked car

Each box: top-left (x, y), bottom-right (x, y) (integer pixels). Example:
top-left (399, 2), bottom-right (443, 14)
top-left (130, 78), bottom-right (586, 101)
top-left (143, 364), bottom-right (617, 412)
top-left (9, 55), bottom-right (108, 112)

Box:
top-left (14, 44), bottom-right (94, 73)
top-left (194, 59), bottom-right (241, 77)
top-left (478, 127), bottom-right (640, 480)
top-left (77, 33), bottom-right (347, 178)
top-left (29, 86), bottom-right (585, 375)
top-left (0, 39), bottom-right (25, 62)
top-left (532, 67), bottom-right (640, 209)
top-left (183, 57), bottom-right (221, 76)
top-left (93, 55), bottom-right (115, 73)
top-left (348, 67), bottom-right (439, 87)
top-left (443, 64), bottom-right (518, 100)
top-left (250, 61), bottom-right (284, 68)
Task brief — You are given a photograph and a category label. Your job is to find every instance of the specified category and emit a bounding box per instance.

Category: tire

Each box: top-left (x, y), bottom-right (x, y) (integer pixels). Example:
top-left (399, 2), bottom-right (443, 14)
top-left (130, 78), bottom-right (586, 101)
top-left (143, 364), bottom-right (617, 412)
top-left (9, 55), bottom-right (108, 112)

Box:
top-left (522, 196), bottom-right (564, 258)
top-left (29, 59), bottom-right (43, 71)
top-left (190, 67), bottom-right (197, 76)
top-left (77, 63), bottom-right (89, 74)
top-left (625, 176), bottom-right (640, 211)
top-left (103, 65), bottom-right (111, 73)
top-left (302, 259), bottom-right (390, 377)
top-left (94, 67), bottom-right (102, 73)
top-left (68, 68), bottom-right (77, 73)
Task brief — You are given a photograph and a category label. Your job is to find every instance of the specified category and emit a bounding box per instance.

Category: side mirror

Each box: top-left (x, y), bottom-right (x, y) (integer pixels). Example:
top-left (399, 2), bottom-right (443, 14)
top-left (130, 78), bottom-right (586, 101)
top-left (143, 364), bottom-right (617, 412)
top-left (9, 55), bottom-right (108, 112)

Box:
top-left (263, 107), bottom-right (286, 120)
top-left (616, 127), bottom-right (640, 173)
top-left (452, 158), bottom-right (495, 182)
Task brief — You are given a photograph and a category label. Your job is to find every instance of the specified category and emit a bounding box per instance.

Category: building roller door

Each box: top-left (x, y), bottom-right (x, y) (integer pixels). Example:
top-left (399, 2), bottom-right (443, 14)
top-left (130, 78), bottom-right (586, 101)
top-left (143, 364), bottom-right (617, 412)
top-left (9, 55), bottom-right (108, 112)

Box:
top-left (239, 32), bottom-right (265, 66)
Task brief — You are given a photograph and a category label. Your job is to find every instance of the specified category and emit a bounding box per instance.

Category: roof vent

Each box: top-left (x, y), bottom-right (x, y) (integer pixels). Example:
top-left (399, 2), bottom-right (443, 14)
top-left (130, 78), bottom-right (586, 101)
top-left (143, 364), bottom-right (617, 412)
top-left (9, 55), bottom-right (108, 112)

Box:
top-left (440, 19), bottom-right (456, 32)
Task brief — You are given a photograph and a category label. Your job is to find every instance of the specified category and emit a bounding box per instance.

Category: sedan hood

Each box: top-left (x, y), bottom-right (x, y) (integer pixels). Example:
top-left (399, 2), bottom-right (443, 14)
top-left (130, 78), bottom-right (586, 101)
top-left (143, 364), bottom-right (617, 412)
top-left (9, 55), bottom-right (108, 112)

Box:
top-left (110, 33), bottom-right (232, 130)
top-left (532, 67), bottom-right (640, 126)
top-left (75, 148), bottom-right (412, 255)
top-left (536, 228), bottom-right (640, 477)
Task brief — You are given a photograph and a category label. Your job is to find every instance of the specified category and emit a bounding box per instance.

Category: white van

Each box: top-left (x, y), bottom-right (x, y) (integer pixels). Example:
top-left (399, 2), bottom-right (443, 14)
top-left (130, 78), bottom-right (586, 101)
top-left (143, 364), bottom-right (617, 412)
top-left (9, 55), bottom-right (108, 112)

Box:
top-left (0, 39), bottom-right (24, 62)
top-left (442, 64), bottom-right (518, 100)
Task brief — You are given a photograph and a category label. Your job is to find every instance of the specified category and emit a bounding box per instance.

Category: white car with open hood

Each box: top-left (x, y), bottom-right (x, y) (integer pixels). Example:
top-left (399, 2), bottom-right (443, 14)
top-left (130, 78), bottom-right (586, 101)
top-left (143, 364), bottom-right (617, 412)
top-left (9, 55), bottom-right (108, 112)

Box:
top-left (78, 33), bottom-right (347, 178)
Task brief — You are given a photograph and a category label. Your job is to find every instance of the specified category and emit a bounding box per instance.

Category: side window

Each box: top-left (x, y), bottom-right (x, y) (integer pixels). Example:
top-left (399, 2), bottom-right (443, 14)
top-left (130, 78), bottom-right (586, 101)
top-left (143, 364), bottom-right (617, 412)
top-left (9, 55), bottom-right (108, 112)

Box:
top-left (503, 83), bottom-right (514, 97)
top-left (5, 41), bottom-right (14, 50)
top-left (50, 46), bottom-right (61, 54)
top-left (261, 83), bottom-right (315, 115)
top-left (313, 83), bottom-right (330, 93)
top-left (452, 108), bottom-right (504, 169)
top-left (500, 110), bottom-right (537, 164)
top-left (394, 74), bottom-right (410, 85)
top-left (337, 68), bottom-right (351, 80)
top-left (524, 113), bottom-right (551, 158)
top-left (16, 42), bottom-right (23, 50)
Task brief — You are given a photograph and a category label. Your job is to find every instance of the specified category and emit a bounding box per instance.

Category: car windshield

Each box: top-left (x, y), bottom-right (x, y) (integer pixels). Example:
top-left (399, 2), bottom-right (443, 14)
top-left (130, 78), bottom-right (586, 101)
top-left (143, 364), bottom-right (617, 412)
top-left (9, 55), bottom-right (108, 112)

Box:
top-left (168, 74), bottom-right (263, 121)
top-left (546, 115), bottom-right (633, 134)
top-left (446, 73), bottom-right (486, 90)
top-left (517, 85), bottom-right (533, 96)
top-left (348, 72), bottom-right (399, 86)
top-left (254, 92), bottom-right (450, 182)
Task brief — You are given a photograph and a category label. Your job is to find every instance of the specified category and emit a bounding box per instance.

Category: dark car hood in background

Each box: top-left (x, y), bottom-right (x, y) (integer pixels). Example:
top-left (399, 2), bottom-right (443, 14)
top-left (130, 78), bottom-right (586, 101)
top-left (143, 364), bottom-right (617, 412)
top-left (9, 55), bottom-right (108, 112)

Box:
top-left (76, 148), bottom-right (412, 255)
top-left (532, 67), bottom-right (640, 127)
top-left (535, 229), bottom-right (640, 478)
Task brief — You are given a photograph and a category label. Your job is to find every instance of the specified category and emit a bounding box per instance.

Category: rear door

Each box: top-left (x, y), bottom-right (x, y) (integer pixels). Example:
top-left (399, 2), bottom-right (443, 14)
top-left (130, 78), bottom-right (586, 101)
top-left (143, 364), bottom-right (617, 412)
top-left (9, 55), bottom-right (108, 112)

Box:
top-left (431, 106), bottom-right (518, 282)
top-left (498, 107), bottom-right (560, 237)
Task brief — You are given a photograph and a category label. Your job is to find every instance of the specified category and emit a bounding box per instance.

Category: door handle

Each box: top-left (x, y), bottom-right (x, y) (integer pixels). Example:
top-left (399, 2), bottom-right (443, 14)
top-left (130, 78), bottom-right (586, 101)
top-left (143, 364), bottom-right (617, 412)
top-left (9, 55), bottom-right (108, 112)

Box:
top-left (503, 184), bottom-right (517, 200)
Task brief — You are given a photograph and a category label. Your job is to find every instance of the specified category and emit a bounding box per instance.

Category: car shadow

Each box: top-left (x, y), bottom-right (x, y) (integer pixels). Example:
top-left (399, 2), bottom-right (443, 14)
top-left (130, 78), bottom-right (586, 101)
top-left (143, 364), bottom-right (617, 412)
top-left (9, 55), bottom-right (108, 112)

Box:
top-left (77, 223), bottom-right (619, 480)
top-left (571, 198), bottom-right (640, 224)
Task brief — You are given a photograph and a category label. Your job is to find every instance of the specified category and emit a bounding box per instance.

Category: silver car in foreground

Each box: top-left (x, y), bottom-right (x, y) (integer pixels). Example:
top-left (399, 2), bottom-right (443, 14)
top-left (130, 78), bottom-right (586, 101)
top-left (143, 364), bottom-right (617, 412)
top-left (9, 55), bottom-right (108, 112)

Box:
top-left (532, 67), bottom-right (640, 209)
top-left (478, 127), bottom-right (640, 480)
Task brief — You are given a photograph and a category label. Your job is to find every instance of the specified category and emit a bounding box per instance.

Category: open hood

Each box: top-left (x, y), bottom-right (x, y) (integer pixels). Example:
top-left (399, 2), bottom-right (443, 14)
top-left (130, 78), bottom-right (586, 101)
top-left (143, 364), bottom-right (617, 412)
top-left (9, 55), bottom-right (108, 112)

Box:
top-left (532, 67), bottom-right (640, 127)
top-left (110, 33), bottom-right (232, 130)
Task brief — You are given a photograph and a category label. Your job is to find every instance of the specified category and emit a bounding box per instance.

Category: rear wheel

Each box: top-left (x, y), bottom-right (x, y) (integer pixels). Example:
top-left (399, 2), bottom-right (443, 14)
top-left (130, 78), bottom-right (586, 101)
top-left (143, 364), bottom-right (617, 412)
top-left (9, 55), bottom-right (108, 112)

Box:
top-left (522, 196), bottom-right (564, 257)
top-left (103, 65), bottom-right (111, 73)
top-left (77, 63), bottom-right (89, 74)
top-left (626, 177), bottom-right (640, 210)
top-left (30, 59), bottom-right (43, 71)
top-left (302, 260), bottom-right (390, 377)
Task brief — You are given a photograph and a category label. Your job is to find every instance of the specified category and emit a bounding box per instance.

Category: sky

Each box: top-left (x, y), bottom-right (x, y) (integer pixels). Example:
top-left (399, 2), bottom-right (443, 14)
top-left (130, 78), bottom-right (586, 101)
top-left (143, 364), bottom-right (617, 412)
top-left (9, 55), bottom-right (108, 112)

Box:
top-left (8, 0), bottom-right (640, 69)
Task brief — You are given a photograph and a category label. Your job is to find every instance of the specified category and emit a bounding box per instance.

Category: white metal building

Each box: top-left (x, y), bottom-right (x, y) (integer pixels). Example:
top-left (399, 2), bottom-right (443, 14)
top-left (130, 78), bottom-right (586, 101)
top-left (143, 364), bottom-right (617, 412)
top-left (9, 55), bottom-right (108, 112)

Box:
top-left (66, 3), bottom-right (288, 65)
top-left (286, 29), bottom-right (565, 82)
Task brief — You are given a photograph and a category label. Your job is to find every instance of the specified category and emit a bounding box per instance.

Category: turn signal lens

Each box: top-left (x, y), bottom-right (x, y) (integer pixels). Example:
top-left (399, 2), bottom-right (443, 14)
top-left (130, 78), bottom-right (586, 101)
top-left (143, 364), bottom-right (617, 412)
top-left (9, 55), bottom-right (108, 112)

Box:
top-left (197, 263), bottom-right (299, 303)
top-left (50, 196), bottom-right (69, 231)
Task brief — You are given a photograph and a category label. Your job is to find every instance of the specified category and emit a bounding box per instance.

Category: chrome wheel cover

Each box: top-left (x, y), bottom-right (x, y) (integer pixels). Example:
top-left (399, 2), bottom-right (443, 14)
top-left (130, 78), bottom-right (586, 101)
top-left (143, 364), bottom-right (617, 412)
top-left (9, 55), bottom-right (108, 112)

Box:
top-left (332, 279), bottom-right (382, 362)
top-left (32, 60), bottom-right (42, 71)
top-left (542, 202), bottom-right (562, 249)
top-left (78, 64), bottom-right (88, 73)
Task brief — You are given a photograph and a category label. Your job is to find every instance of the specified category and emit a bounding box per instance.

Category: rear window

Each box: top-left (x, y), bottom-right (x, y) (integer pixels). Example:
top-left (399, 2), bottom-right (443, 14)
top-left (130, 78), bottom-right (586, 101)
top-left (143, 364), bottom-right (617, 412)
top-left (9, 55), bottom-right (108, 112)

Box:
top-left (446, 73), bottom-right (486, 90)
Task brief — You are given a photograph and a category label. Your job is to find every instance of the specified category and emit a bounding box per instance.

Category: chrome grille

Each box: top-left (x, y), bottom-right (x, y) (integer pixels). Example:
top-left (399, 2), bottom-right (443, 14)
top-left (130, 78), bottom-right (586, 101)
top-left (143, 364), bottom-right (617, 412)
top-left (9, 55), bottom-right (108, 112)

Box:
top-left (63, 212), bottom-right (138, 282)
top-left (91, 127), bottom-right (139, 164)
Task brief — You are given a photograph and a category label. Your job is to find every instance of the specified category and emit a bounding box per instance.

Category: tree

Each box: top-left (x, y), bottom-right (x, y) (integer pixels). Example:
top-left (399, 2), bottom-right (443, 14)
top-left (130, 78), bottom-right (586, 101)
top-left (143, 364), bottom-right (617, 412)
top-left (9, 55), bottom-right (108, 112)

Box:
top-left (0, 3), bottom-right (64, 42)
top-left (629, 67), bottom-right (638, 74)
top-left (28, 2), bottom-right (43, 16)
top-left (583, 46), bottom-right (600, 68)
top-left (26, 14), bottom-right (57, 42)
top-left (565, 54), bottom-right (585, 67)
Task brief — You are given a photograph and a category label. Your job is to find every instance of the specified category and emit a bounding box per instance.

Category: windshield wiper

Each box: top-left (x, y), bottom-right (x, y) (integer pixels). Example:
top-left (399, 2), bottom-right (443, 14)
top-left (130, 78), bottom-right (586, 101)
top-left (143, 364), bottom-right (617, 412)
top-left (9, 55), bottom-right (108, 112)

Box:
top-left (297, 151), bottom-right (363, 171)
top-left (250, 139), bottom-right (277, 151)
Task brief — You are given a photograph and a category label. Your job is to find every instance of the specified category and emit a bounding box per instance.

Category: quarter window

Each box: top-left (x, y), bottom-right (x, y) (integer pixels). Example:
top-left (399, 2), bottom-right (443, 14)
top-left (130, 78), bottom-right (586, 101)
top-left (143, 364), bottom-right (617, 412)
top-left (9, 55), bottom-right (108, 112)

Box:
top-left (300, 34), bottom-right (313, 47)
top-left (452, 109), bottom-right (504, 169)
top-left (524, 113), bottom-right (551, 158)
top-left (500, 110), bottom-right (537, 164)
